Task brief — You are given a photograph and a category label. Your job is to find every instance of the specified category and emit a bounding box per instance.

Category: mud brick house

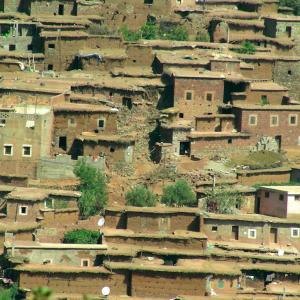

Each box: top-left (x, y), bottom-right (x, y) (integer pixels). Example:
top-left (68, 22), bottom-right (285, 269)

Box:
top-left (0, 20), bottom-right (40, 53)
top-left (264, 15), bottom-right (300, 54)
top-left (200, 212), bottom-right (300, 249)
top-left (4, 241), bottom-right (107, 267)
top-left (5, 187), bottom-right (80, 223)
top-left (52, 103), bottom-right (118, 155)
top-left (257, 186), bottom-right (300, 218)
top-left (231, 81), bottom-right (289, 105)
top-left (233, 104), bottom-right (300, 149)
top-left (0, 105), bottom-right (53, 178)
top-left (164, 67), bottom-right (225, 120)
top-left (29, 0), bottom-right (77, 16)
top-left (76, 132), bottom-right (135, 164)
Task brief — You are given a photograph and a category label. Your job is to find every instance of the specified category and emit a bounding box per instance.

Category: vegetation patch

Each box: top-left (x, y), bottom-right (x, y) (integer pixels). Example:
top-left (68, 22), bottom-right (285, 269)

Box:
top-left (125, 185), bottom-right (157, 207)
top-left (63, 229), bottom-right (102, 244)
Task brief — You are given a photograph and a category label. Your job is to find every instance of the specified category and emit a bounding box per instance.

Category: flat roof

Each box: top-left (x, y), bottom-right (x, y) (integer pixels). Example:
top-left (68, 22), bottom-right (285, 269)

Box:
top-left (105, 206), bottom-right (199, 214)
top-left (233, 104), bottom-right (300, 111)
top-left (250, 81), bottom-right (288, 91)
top-left (78, 132), bottom-right (135, 144)
top-left (260, 186), bottom-right (300, 194)
top-left (53, 103), bottom-right (116, 113)
top-left (165, 67), bottom-right (225, 79)
top-left (40, 30), bottom-right (89, 38)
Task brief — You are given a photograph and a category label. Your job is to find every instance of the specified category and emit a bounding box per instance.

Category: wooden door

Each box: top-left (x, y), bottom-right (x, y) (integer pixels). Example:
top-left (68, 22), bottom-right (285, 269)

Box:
top-left (231, 226), bottom-right (239, 240)
top-left (270, 228), bottom-right (278, 243)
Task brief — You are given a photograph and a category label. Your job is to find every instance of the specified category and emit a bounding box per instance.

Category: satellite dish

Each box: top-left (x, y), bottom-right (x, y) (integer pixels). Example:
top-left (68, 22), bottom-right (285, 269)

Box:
top-left (101, 286), bottom-right (110, 296)
top-left (98, 216), bottom-right (105, 227)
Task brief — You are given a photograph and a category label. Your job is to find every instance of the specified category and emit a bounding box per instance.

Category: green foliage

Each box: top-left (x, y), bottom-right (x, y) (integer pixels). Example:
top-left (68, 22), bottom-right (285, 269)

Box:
top-left (119, 25), bottom-right (140, 41)
top-left (0, 285), bottom-right (18, 300)
top-left (260, 96), bottom-right (269, 106)
top-left (195, 31), bottom-right (210, 42)
top-left (140, 21), bottom-right (158, 40)
top-left (32, 287), bottom-right (52, 300)
top-left (160, 25), bottom-right (188, 41)
top-left (74, 159), bottom-right (107, 217)
top-left (236, 41), bottom-right (256, 54)
top-left (203, 188), bottom-right (243, 214)
top-left (63, 229), bottom-right (101, 244)
top-left (280, 0), bottom-right (300, 15)
top-left (161, 180), bottom-right (197, 207)
top-left (125, 185), bottom-right (157, 207)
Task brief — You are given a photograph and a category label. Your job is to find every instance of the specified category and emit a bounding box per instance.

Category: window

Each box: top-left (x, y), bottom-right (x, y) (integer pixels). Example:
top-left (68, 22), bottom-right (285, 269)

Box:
top-left (19, 206), bottom-right (28, 216)
top-left (22, 145), bottom-right (32, 157)
top-left (9, 44), bottom-right (16, 51)
top-left (58, 4), bottom-right (64, 15)
top-left (248, 229), bottom-right (257, 239)
top-left (205, 92), bottom-right (213, 102)
top-left (97, 119), bottom-right (105, 129)
top-left (27, 44), bottom-right (33, 51)
top-left (81, 259), bottom-right (90, 267)
top-left (48, 64), bottom-right (53, 71)
top-left (248, 115), bottom-right (257, 126)
top-left (110, 147), bottom-right (115, 153)
top-left (122, 97), bottom-right (132, 109)
top-left (3, 144), bottom-right (13, 156)
top-left (179, 113), bottom-right (184, 118)
top-left (185, 91), bottom-right (193, 101)
top-left (144, 0), bottom-right (153, 4)
top-left (291, 228), bottom-right (300, 238)
top-left (212, 226), bottom-right (218, 232)
top-left (295, 195), bottom-right (300, 201)
top-left (265, 191), bottom-right (270, 198)
top-left (44, 199), bottom-right (53, 209)
top-left (289, 114), bottom-right (298, 126)
top-left (68, 118), bottom-right (76, 127)
top-left (279, 194), bottom-right (284, 201)
top-left (48, 44), bottom-right (55, 49)
top-left (228, 138), bottom-right (232, 144)
top-left (288, 70), bottom-right (292, 75)
top-left (260, 95), bottom-right (269, 105)
top-left (0, 119), bottom-right (6, 127)
top-left (270, 115), bottom-right (279, 127)
top-left (217, 279), bottom-right (225, 289)
top-left (59, 136), bottom-right (67, 151)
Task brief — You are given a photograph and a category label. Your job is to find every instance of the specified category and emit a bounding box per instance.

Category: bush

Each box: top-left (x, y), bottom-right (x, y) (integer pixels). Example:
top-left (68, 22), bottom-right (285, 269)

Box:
top-left (160, 25), bottom-right (188, 41)
top-left (140, 21), bottom-right (158, 39)
top-left (119, 25), bottom-right (140, 41)
top-left (0, 286), bottom-right (18, 300)
top-left (32, 287), bottom-right (52, 300)
top-left (280, 0), bottom-right (300, 15)
top-left (203, 188), bottom-right (243, 214)
top-left (63, 229), bottom-right (101, 244)
top-left (74, 159), bottom-right (107, 218)
top-left (236, 41), bottom-right (256, 54)
top-left (125, 185), bottom-right (157, 207)
top-left (161, 180), bottom-right (197, 207)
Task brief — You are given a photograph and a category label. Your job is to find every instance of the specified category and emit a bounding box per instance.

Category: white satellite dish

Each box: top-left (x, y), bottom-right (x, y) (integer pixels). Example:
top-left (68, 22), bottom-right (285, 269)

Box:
top-left (98, 216), bottom-right (105, 227)
top-left (101, 286), bottom-right (110, 296)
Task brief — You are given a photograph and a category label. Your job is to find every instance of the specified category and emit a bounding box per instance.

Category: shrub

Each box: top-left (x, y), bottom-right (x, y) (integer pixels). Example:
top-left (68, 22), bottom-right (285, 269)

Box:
top-left (160, 25), bottom-right (188, 41)
top-left (203, 188), bottom-right (243, 214)
top-left (74, 159), bottom-right (107, 218)
top-left (161, 180), bottom-right (197, 207)
top-left (279, 0), bottom-right (300, 15)
top-left (119, 25), bottom-right (140, 41)
top-left (125, 185), bottom-right (157, 207)
top-left (140, 21), bottom-right (158, 40)
top-left (63, 229), bottom-right (101, 244)
top-left (32, 287), bottom-right (52, 300)
top-left (0, 285), bottom-right (18, 300)
top-left (236, 41), bottom-right (256, 54)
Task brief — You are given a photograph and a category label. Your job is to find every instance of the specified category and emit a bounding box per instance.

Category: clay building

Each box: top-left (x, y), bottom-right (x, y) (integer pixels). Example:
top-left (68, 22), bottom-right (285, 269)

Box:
top-left (233, 104), bottom-right (300, 149)
top-left (163, 67), bottom-right (225, 120)
top-left (5, 241), bottom-right (106, 267)
top-left (75, 132), bottom-right (135, 164)
top-left (29, 0), bottom-right (77, 16)
top-left (231, 81), bottom-right (289, 105)
top-left (257, 186), bottom-right (300, 218)
top-left (52, 103), bottom-right (118, 155)
top-left (0, 105), bottom-right (53, 178)
top-left (0, 20), bottom-right (40, 53)
top-left (4, 187), bottom-right (80, 223)
top-left (200, 212), bottom-right (300, 249)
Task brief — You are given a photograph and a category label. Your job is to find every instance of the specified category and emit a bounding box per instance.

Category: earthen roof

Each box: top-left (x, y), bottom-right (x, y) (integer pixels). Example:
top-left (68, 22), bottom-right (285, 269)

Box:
top-left (0, 222), bottom-right (39, 233)
top-left (250, 81), bottom-right (288, 91)
top-left (233, 104), bottom-right (300, 111)
top-left (105, 206), bottom-right (199, 214)
top-left (111, 67), bottom-right (159, 78)
top-left (78, 48), bottom-right (128, 60)
top-left (40, 30), bottom-right (89, 38)
top-left (264, 14), bottom-right (300, 22)
top-left (259, 185), bottom-right (300, 194)
top-left (165, 67), bottom-right (225, 79)
top-left (188, 132), bottom-right (250, 138)
top-left (213, 17), bottom-right (264, 28)
top-left (78, 132), bottom-right (135, 144)
top-left (53, 103), bottom-right (116, 113)
top-left (196, 114), bottom-right (235, 119)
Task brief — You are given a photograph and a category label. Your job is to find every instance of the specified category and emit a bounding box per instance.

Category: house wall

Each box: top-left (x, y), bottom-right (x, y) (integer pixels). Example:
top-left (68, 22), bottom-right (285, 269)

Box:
top-left (239, 59), bottom-right (274, 80)
top-left (131, 271), bottom-right (206, 298)
top-left (18, 270), bottom-right (128, 295)
top-left (242, 89), bottom-right (288, 105)
top-left (30, 0), bottom-right (76, 16)
top-left (41, 209), bottom-right (79, 227)
top-left (210, 60), bottom-right (240, 73)
top-left (234, 108), bottom-right (300, 148)
top-left (53, 111), bottom-right (117, 153)
top-left (195, 117), bottom-right (235, 132)
top-left (6, 200), bottom-right (43, 222)
top-left (237, 170), bottom-right (291, 185)
top-left (257, 189), bottom-right (288, 218)
top-left (173, 77), bottom-right (224, 120)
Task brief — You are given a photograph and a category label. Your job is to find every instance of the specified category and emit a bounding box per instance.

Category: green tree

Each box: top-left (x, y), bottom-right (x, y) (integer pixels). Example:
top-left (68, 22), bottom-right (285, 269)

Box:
top-left (63, 229), bottom-right (101, 244)
top-left (0, 285), bottom-right (18, 300)
top-left (280, 0), bottom-right (300, 15)
top-left (125, 185), bottom-right (157, 207)
top-left (119, 25), bottom-right (140, 41)
top-left (203, 188), bottom-right (243, 214)
top-left (32, 287), bottom-right (52, 300)
top-left (74, 159), bottom-right (107, 218)
top-left (160, 25), bottom-right (188, 41)
top-left (237, 41), bottom-right (256, 54)
top-left (161, 180), bottom-right (197, 207)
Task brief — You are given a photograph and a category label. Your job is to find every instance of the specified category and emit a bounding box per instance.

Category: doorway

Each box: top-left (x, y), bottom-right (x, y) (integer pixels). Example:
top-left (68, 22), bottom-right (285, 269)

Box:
top-left (58, 4), bottom-right (64, 15)
top-left (59, 136), bottom-right (67, 151)
top-left (275, 135), bottom-right (281, 151)
top-left (179, 141), bottom-right (191, 156)
top-left (286, 26), bottom-right (292, 38)
top-left (270, 228), bottom-right (278, 243)
top-left (255, 197), bottom-right (260, 214)
top-left (231, 226), bottom-right (239, 240)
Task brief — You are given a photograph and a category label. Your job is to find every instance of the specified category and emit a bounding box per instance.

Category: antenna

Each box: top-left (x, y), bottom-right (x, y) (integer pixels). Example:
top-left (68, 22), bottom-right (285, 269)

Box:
top-left (97, 216), bottom-right (105, 227)
top-left (101, 286), bottom-right (110, 297)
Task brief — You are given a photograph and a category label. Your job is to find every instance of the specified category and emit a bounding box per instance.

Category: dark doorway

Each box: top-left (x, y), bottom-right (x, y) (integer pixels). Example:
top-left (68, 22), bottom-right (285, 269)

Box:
top-left (231, 226), bottom-right (239, 240)
top-left (179, 141), bottom-right (190, 156)
top-left (59, 136), bottom-right (67, 151)
top-left (255, 196), bottom-right (260, 214)
top-left (58, 4), bottom-right (64, 15)
top-left (275, 135), bottom-right (281, 151)
top-left (122, 97), bottom-right (132, 109)
top-left (286, 26), bottom-right (292, 38)
top-left (270, 228), bottom-right (278, 243)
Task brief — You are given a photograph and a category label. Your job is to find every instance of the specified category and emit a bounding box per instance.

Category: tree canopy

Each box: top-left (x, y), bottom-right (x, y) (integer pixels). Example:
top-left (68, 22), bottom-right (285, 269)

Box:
top-left (125, 185), bottom-right (157, 207)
